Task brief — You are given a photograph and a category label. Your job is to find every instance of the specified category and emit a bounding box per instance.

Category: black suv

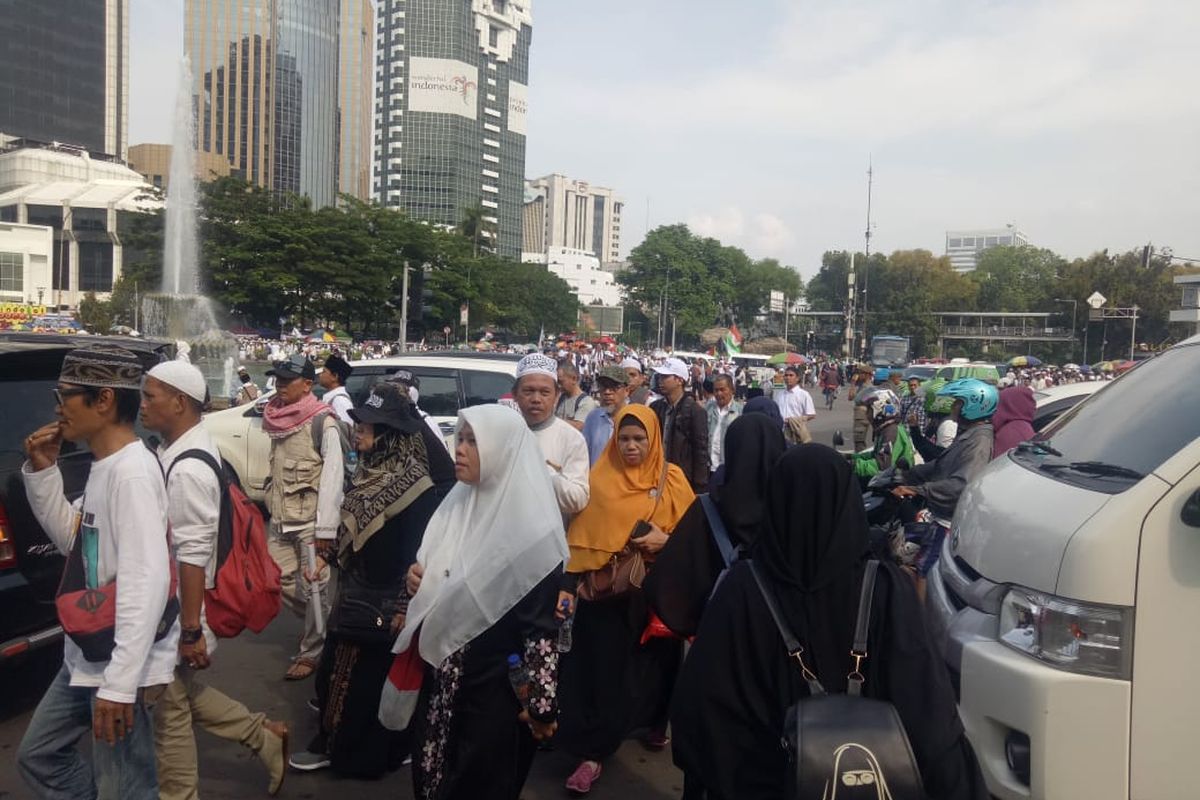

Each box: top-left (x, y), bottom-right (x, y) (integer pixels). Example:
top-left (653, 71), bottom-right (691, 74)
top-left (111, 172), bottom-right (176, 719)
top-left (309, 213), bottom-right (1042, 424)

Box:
top-left (0, 333), bottom-right (170, 664)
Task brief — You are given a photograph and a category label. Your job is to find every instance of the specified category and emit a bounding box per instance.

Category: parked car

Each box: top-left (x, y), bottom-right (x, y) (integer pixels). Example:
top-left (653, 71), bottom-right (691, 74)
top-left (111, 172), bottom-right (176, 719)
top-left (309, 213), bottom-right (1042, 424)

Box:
top-left (0, 333), bottom-right (171, 665)
top-left (204, 353), bottom-right (518, 503)
top-left (926, 335), bottom-right (1200, 799)
top-left (1031, 381), bottom-right (1104, 432)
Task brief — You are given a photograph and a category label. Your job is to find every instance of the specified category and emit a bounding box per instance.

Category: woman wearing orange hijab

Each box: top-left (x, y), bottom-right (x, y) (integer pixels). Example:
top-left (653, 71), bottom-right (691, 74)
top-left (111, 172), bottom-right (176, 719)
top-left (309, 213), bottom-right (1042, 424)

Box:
top-left (556, 405), bottom-right (695, 795)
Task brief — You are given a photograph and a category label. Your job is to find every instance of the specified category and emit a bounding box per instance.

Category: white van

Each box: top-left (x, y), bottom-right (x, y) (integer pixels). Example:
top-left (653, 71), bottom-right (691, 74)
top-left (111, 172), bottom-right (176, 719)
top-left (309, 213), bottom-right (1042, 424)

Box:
top-left (927, 333), bottom-right (1200, 800)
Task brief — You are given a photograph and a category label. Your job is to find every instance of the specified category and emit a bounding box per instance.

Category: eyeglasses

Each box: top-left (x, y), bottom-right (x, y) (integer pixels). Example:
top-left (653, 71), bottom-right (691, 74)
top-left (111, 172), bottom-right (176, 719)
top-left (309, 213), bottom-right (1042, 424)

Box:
top-left (53, 386), bottom-right (91, 405)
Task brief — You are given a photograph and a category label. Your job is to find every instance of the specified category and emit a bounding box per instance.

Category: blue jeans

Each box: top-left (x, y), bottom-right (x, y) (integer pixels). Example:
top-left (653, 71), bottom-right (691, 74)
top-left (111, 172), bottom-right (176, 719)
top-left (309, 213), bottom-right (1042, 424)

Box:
top-left (17, 664), bottom-right (160, 800)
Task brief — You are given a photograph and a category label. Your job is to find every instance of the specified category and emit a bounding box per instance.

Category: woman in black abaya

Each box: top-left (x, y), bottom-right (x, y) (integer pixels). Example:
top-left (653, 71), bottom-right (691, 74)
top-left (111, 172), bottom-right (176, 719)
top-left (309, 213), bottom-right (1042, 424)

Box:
top-left (644, 414), bottom-right (786, 637)
top-left (670, 444), bottom-right (987, 800)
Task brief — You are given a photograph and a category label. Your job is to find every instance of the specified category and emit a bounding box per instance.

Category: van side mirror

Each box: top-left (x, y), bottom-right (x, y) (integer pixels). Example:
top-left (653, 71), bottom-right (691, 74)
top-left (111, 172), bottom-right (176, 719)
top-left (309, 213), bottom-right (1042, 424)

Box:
top-left (1183, 489), bottom-right (1200, 528)
top-left (832, 431), bottom-right (845, 447)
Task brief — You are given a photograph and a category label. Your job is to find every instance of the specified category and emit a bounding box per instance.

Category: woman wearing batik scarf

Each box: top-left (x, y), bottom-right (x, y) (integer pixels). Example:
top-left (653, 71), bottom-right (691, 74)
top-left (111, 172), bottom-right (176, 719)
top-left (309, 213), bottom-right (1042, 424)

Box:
top-left (292, 382), bottom-right (443, 778)
top-left (382, 404), bottom-right (567, 800)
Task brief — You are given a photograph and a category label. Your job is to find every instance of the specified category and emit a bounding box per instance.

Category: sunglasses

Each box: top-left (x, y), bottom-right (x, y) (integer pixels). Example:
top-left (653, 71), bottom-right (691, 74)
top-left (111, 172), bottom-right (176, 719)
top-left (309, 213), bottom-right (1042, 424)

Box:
top-left (53, 386), bottom-right (92, 405)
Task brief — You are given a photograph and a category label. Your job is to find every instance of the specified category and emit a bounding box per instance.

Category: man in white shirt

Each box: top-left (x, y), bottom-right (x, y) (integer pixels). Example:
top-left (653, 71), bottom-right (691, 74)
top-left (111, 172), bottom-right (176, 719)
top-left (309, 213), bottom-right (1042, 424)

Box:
top-left (774, 365), bottom-right (818, 422)
top-left (514, 353), bottom-right (590, 522)
top-left (318, 354), bottom-right (354, 424)
top-left (140, 362), bottom-right (289, 798)
top-left (19, 345), bottom-right (176, 800)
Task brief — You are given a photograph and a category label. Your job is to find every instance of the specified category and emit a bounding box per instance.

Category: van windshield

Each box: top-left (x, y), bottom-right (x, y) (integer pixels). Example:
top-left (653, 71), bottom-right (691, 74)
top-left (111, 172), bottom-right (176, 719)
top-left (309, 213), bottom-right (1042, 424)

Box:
top-left (1012, 342), bottom-right (1200, 493)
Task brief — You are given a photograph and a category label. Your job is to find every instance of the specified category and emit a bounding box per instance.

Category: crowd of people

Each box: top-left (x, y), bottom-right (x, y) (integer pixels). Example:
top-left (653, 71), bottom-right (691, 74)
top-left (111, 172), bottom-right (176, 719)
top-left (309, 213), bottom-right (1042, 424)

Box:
top-left (17, 339), bottom-right (1035, 800)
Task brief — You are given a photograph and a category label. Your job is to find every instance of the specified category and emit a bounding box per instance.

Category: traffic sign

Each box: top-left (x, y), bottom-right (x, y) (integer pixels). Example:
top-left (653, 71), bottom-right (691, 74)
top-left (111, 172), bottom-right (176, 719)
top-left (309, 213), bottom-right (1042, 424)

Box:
top-left (1087, 291), bottom-right (1107, 309)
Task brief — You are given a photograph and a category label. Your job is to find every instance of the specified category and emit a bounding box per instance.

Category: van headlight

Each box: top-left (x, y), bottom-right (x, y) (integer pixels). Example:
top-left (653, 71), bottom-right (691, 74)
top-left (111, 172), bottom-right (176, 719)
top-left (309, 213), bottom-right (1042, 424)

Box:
top-left (998, 586), bottom-right (1132, 679)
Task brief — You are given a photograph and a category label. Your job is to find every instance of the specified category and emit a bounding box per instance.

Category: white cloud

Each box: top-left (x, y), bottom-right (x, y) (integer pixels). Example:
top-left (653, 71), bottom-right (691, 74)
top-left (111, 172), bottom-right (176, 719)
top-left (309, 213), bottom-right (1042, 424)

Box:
top-left (689, 207), bottom-right (797, 260)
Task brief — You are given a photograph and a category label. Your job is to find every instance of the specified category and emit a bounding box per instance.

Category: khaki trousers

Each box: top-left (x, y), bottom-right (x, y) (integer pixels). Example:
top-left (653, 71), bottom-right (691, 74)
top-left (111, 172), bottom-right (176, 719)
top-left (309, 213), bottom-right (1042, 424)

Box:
top-left (153, 667), bottom-right (267, 800)
top-left (268, 525), bottom-right (330, 663)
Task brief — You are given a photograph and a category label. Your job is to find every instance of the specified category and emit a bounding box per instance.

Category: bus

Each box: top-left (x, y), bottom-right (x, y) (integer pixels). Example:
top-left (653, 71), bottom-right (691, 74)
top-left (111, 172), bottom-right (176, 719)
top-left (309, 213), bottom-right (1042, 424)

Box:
top-left (870, 335), bottom-right (910, 368)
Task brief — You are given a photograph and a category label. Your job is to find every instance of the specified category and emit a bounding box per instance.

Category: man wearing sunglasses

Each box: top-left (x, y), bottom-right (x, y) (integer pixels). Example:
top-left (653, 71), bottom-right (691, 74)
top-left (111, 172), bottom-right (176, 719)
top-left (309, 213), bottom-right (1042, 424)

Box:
top-left (19, 345), bottom-right (176, 800)
top-left (261, 354), bottom-right (344, 681)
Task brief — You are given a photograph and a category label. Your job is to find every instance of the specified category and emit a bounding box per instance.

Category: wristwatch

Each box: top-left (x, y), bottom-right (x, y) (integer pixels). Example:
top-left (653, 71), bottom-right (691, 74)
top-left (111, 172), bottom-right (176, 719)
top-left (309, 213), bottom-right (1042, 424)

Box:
top-left (180, 627), bottom-right (203, 645)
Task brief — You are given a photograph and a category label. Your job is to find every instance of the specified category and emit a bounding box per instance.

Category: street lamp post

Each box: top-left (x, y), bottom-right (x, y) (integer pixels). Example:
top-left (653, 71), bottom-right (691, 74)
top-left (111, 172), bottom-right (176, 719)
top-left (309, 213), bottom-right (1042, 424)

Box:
top-left (1054, 298), bottom-right (1077, 361)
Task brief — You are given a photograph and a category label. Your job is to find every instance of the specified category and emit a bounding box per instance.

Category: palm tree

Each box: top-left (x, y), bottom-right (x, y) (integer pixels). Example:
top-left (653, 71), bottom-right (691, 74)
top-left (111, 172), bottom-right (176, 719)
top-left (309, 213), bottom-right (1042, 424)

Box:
top-left (458, 204), bottom-right (497, 257)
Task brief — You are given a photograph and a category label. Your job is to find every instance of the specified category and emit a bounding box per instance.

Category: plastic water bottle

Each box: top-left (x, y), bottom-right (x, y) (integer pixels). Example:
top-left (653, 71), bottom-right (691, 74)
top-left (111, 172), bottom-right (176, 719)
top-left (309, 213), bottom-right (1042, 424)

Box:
top-left (556, 599), bottom-right (574, 653)
top-left (347, 450), bottom-right (358, 469)
top-left (506, 654), bottom-right (530, 709)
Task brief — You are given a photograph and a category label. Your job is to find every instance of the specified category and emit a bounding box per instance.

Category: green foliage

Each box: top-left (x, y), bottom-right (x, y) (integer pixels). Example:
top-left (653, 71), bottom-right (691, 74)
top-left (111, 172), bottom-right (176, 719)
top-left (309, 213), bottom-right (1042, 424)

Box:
top-left (970, 246), bottom-right (1064, 312)
top-left (118, 178), bottom-right (578, 341)
top-left (77, 292), bottom-right (113, 333)
top-left (618, 224), bottom-right (803, 342)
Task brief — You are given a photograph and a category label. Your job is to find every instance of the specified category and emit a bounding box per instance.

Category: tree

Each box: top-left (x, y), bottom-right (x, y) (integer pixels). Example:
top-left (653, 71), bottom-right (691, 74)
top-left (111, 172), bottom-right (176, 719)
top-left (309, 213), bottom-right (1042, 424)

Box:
top-left (970, 245), bottom-right (1064, 312)
top-left (77, 292), bottom-right (113, 333)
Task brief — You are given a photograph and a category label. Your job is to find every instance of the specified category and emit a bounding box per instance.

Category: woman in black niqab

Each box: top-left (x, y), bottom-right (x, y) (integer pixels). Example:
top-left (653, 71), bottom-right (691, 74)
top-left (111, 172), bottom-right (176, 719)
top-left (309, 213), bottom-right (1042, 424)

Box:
top-left (670, 444), bottom-right (987, 800)
top-left (644, 415), bottom-right (785, 636)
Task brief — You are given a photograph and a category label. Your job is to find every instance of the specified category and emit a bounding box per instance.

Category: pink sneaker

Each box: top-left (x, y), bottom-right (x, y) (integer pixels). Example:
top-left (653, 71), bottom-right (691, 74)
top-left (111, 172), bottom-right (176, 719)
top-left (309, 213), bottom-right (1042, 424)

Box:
top-left (565, 760), bottom-right (602, 794)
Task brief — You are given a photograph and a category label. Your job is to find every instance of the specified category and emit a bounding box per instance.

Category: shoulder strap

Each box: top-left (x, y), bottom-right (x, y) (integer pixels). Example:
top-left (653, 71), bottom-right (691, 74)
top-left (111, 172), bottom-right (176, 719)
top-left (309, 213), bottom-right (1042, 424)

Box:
top-left (698, 494), bottom-right (736, 567)
top-left (748, 560), bottom-right (825, 695)
top-left (310, 409), bottom-right (335, 453)
top-left (165, 448), bottom-right (225, 486)
top-left (847, 560), bottom-right (880, 697)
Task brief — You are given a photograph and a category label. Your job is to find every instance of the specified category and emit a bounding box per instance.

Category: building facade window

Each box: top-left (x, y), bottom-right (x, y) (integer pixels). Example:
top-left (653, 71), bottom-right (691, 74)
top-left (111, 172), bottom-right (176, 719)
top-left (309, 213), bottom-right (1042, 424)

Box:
top-left (0, 252), bottom-right (22, 293)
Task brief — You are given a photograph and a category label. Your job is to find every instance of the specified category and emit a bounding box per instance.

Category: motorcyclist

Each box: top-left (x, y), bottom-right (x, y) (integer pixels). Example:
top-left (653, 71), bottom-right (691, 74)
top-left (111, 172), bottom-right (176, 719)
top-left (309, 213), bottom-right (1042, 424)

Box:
top-left (891, 378), bottom-right (997, 597)
top-left (852, 367), bottom-right (890, 451)
top-left (852, 387), bottom-right (915, 480)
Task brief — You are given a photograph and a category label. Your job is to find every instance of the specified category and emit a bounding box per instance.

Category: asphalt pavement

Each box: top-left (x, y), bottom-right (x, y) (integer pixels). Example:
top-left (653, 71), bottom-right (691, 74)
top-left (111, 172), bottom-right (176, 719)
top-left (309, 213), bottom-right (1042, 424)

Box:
top-left (0, 388), bottom-right (854, 800)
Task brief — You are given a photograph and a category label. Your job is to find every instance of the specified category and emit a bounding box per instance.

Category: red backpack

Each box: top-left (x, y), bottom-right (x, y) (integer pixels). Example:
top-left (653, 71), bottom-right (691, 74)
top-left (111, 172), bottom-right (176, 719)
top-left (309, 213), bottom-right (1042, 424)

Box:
top-left (167, 449), bottom-right (281, 637)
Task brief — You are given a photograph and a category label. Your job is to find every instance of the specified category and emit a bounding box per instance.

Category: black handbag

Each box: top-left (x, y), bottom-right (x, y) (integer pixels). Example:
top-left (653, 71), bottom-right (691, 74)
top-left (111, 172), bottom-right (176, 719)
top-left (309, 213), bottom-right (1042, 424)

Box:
top-left (749, 560), bottom-right (926, 800)
top-left (329, 563), bottom-right (405, 646)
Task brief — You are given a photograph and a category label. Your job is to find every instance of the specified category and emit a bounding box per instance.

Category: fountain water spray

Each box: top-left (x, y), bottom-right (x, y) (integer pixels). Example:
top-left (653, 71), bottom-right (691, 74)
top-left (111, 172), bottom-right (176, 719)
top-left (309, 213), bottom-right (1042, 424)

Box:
top-left (142, 56), bottom-right (238, 401)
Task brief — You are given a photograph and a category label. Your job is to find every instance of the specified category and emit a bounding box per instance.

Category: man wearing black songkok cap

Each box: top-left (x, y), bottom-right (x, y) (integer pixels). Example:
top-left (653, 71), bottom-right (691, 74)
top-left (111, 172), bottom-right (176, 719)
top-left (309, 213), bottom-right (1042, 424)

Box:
top-left (318, 354), bottom-right (355, 424)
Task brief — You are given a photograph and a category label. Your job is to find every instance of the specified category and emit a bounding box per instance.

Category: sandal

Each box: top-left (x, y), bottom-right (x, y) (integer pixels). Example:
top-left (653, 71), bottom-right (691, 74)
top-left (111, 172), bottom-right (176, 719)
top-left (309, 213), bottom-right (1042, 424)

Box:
top-left (284, 658), bottom-right (317, 681)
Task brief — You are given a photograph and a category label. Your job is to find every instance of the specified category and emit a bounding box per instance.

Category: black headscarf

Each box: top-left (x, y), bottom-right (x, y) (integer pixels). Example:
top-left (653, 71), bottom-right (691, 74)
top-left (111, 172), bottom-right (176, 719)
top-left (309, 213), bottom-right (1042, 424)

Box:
top-left (644, 415), bottom-right (785, 637)
top-left (743, 395), bottom-right (784, 429)
top-left (711, 414), bottom-right (787, 547)
top-left (671, 442), bottom-right (987, 799)
top-left (754, 443), bottom-right (869, 591)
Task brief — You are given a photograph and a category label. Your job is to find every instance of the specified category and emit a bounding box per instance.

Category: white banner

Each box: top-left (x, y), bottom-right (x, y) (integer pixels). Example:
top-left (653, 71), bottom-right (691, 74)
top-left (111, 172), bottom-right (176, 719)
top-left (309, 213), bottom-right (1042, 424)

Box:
top-left (408, 57), bottom-right (479, 120)
top-left (508, 81), bottom-right (528, 135)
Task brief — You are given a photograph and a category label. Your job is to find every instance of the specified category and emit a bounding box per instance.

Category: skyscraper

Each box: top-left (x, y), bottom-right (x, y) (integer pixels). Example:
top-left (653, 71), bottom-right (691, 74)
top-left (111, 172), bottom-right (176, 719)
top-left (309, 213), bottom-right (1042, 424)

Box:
top-left (186, 0), bottom-right (344, 207)
top-left (374, 0), bottom-right (532, 259)
top-left (524, 174), bottom-right (623, 265)
top-left (0, 0), bottom-right (129, 159)
top-left (338, 0), bottom-right (374, 201)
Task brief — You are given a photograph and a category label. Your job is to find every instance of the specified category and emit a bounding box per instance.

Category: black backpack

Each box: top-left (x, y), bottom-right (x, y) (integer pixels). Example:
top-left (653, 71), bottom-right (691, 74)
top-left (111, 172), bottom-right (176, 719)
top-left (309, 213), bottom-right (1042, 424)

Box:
top-left (749, 560), bottom-right (926, 800)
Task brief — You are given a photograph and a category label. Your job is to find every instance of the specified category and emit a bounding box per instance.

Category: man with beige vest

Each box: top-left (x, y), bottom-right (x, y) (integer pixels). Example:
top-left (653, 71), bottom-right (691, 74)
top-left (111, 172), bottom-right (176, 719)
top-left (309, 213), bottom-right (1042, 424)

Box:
top-left (262, 355), bottom-right (344, 681)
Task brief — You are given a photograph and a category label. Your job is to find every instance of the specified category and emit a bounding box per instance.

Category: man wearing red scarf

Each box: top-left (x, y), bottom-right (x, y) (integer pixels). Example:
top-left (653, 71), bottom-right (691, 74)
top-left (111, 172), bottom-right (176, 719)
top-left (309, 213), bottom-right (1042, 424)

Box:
top-left (262, 355), bottom-right (345, 680)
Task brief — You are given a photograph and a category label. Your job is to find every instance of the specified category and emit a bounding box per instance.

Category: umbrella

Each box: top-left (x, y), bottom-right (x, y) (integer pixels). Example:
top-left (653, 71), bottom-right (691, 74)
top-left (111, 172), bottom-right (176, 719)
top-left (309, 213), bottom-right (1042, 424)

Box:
top-left (1063, 363), bottom-right (1079, 370)
top-left (1113, 359), bottom-right (1137, 373)
top-left (767, 352), bottom-right (806, 366)
top-left (1092, 361), bottom-right (1115, 373)
top-left (1009, 355), bottom-right (1042, 367)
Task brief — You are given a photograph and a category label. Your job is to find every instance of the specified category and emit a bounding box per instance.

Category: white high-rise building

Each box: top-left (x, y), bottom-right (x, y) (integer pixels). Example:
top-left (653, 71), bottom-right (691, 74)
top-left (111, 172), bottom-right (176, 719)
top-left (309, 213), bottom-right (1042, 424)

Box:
top-left (524, 173), bottom-right (622, 265)
top-left (945, 225), bottom-right (1029, 272)
top-left (528, 246), bottom-right (621, 307)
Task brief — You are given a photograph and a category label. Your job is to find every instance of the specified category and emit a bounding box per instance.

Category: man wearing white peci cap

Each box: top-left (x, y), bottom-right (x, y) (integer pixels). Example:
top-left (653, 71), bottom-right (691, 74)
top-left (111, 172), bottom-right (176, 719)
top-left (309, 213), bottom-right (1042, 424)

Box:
top-left (513, 353), bottom-right (590, 525)
top-left (140, 361), bottom-right (289, 798)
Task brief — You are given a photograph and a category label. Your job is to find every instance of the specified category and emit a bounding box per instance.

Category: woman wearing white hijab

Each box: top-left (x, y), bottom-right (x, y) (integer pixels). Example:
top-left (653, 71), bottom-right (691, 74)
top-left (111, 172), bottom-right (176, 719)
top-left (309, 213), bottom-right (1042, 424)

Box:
top-left (380, 404), bottom-right (568, 800)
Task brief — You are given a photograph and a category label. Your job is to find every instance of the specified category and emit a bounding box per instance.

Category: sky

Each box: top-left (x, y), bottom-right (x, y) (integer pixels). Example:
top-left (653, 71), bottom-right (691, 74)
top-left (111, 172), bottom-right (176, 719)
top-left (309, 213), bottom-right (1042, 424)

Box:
top-left (130, 0), bottom-right (1200, 280)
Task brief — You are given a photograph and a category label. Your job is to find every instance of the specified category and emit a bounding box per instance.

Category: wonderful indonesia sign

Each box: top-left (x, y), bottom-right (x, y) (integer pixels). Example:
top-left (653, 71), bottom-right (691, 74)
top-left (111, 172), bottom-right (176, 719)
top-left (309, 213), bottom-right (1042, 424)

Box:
top-left (408, 57), bottom-right (479, 120)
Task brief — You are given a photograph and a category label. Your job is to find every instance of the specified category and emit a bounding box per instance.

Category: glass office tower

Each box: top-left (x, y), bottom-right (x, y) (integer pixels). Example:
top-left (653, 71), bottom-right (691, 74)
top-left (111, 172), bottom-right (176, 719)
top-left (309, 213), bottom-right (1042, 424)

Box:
top-left (0, 0), bottom-right (128, 159)
top-left (374, 0), bottom-right (532, 259)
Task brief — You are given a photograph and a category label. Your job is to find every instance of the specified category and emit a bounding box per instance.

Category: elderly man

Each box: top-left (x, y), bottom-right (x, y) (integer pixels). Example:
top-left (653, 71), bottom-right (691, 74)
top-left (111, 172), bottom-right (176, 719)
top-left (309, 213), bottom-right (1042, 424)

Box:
top-left (581, 364), bottom-right (631, 465)
top-left (262, 355), bottom-right (344, 681)
top-left (555, 359), bottom-right (597, 432)
top-left (705, 373), bottom-right (743, 476)
top-left (514, 353), bottom-right (590, 522)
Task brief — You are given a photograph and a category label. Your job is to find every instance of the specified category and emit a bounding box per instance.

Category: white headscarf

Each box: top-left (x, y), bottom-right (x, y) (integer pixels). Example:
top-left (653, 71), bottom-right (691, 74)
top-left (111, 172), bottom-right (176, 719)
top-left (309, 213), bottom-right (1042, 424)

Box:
top-left (393, 403), bottom-right (568, 667)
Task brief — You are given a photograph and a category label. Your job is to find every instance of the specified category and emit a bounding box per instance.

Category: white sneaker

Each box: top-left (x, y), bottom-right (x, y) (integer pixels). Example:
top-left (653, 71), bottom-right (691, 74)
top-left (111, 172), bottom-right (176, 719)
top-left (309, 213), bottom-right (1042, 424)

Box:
top-left (288, 751), bottom-right (331, 771)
